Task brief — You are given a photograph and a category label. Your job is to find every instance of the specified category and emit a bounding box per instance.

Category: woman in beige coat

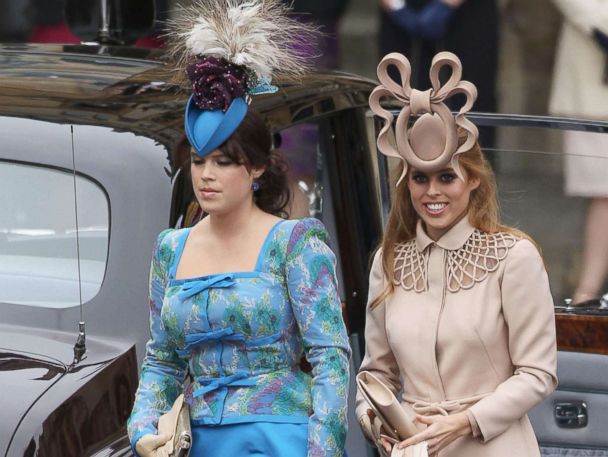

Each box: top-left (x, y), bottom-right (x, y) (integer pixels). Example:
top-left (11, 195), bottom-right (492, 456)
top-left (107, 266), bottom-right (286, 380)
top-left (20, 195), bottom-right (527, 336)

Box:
top-left (355, 52), bottom-right (558, 457)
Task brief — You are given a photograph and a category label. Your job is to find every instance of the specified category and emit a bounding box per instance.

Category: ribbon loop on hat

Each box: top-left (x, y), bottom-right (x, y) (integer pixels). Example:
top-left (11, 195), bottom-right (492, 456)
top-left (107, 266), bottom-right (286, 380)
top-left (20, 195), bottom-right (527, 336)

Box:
top-left (369, 51), bottom-right (479, 184)
top-left (376, 52), bottom-right (413, 102)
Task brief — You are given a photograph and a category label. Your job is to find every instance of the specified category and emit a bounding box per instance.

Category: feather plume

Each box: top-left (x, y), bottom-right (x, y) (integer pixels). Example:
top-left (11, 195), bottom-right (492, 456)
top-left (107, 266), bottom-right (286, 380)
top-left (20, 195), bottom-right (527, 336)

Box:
top-left (166, 0), bottom-right (316, 87)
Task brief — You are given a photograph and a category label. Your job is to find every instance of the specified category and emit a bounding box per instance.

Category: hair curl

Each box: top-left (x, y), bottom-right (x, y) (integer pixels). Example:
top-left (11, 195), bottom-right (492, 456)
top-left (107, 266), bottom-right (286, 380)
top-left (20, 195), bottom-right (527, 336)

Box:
top-left (219, 108), bottom-right (290, 217)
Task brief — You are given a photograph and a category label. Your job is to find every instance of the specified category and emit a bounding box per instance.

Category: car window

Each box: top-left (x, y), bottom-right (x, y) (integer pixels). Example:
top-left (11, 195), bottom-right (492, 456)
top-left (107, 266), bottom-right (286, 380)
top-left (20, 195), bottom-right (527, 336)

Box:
top-left (0, 161), bottom-right (109, 307)
top-left (490, 125), bottom-right (608, 306)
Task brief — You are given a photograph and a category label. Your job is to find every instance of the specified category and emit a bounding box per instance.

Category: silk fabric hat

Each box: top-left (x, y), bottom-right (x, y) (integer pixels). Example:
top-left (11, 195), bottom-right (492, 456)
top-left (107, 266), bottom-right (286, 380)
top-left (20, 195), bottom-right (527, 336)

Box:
top-left (185, 95), bottom-right (248, 157)
top-left (369, 51), bottom-right (479, 184)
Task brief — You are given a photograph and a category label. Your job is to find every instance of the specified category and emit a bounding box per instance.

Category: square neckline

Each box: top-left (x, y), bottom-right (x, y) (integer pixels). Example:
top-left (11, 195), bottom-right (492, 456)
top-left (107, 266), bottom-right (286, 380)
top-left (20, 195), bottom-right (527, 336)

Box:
top-left (170, 219), bottom-right (286, 282)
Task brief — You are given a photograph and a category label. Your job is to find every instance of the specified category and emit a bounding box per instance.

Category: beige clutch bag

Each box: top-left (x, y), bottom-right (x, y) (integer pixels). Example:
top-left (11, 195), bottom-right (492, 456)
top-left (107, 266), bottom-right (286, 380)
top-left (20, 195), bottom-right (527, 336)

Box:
top-left (156, 394), bottom-right (192, 457)
top-left (356, 371), bottom-right (421, 440)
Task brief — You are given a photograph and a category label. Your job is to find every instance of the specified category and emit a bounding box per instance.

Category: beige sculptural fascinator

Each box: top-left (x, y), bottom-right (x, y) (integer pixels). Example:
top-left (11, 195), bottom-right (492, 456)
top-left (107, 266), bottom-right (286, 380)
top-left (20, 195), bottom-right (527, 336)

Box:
top-left (369, 51), bottom-right (479, 185)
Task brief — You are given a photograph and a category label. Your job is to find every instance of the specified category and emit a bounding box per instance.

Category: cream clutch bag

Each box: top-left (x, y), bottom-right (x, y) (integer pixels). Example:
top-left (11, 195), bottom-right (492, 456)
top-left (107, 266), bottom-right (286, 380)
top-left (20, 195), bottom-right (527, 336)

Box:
top-left (156, 394), bottom-right (192, 457)
top-left (356, 371), bottom-right (421, 440)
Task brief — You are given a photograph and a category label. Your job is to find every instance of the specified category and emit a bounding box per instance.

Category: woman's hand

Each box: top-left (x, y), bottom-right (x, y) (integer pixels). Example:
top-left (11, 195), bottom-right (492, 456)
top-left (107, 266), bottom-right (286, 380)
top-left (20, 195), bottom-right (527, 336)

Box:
top-left (397, 412), bottom-right (472, 456)
top-left (359, 410), bottom-right (393, 456)
top-left (135, 433), bottom-right (171, 457)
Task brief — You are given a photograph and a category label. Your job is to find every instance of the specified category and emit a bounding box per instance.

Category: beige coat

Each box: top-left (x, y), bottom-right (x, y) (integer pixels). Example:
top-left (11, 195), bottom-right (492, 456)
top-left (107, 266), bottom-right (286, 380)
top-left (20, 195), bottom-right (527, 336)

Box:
top-left (355, 217), bottom-right (558, 457)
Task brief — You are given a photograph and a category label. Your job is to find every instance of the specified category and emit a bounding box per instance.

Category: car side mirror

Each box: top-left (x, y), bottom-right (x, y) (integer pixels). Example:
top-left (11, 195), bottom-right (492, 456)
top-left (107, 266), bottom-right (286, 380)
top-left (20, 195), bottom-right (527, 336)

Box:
top-left (65, 0), bottom-right (155, 45)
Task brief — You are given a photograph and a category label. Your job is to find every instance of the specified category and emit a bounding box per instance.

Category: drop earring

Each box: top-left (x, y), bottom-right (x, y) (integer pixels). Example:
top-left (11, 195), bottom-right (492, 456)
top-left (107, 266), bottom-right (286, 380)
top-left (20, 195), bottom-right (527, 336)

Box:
top-left (252, 181), bottom-right (260, 192)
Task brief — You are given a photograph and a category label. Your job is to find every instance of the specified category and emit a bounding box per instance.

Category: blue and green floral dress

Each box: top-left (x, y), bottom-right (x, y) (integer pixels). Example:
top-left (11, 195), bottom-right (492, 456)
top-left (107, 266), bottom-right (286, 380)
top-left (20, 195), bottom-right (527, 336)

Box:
top-left (127, 218), bottom-right (351, 457)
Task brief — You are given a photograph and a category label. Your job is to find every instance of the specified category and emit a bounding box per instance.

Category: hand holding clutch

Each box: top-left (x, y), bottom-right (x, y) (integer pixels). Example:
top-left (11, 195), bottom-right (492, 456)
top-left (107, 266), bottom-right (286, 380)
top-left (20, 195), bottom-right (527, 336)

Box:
top-left (382, 435), bottom-right (429, 457)
top-left (135, 433), bottom-right (171, 457)
top-left (156, 394), bottom-right (192, 457)
top-left (360, 411), bottom-right (395, 456)
top-left (359, 410), bottom-right (384, 442)
top-left (356, 371), bottom-right (421, 440)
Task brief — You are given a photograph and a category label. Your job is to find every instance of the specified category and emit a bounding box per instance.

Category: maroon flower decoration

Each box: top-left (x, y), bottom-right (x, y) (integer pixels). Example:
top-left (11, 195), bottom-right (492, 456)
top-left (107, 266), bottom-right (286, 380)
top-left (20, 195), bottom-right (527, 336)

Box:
top-left (187, 56), bottom-right (248, 111)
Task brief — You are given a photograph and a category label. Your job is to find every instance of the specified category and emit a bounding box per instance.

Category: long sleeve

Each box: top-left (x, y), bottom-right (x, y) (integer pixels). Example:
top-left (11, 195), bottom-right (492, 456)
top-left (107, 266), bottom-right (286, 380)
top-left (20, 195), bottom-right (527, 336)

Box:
top-left (467, 239), bottom-right (558, 442)
top-left (127, 229), bottom-right (188, 449)
top-left (286, 218), bottom-right (351, 457)
top-left (551, 0), bottom-right (608, 35)
top-left (354, 249), bottom-right (402, 422)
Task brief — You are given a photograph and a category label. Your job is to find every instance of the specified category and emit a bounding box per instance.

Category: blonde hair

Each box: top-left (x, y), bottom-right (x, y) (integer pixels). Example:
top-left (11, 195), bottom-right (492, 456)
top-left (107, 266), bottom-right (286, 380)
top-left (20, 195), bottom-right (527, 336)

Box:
top-left (370, 134), bottom-right (534, 309)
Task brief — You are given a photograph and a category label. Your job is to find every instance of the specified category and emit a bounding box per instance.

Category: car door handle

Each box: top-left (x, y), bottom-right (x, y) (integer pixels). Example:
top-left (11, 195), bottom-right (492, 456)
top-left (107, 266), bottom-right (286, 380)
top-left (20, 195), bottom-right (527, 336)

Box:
top-left (554, 401), bottom-right (588, 428)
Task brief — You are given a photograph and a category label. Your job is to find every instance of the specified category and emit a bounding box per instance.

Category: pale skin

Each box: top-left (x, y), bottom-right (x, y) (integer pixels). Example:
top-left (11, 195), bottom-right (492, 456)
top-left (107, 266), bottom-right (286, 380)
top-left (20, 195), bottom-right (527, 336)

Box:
top-left (136, 148), bottom-right (279, 456)
top-left (135, 433), bottom-right (172, 456)
top-left (408, 166), bottom-right (479, 241)
top-left (175, 149), bottom-right (281, 279)
top-left (372, 166), bottom-right (479, 456)
top-left (378, 413), bottom-right (472, 456)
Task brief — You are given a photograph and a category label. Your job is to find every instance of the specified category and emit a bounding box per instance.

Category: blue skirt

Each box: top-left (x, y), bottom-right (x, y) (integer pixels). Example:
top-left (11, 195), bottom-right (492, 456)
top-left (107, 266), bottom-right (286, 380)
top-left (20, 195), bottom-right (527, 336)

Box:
top-left (191, 422), bottom-right (308, 457)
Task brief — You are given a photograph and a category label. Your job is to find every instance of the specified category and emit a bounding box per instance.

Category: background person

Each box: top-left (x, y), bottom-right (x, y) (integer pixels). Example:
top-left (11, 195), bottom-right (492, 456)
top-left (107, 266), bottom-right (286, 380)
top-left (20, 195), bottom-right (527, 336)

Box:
top-left (549, 0), bottom-right (608, 306)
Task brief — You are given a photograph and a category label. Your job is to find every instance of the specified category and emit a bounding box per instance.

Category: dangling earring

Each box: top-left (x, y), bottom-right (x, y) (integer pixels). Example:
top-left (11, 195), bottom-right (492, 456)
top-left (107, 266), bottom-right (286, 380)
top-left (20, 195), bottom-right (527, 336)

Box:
top-left (252, 180), bottom-right (260, 192)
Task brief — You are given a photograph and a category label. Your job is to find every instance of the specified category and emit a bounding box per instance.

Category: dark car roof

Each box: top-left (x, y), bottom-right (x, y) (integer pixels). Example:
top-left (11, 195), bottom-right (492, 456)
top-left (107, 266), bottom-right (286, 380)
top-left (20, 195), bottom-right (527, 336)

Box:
top-left (0, 43), bottom-right (376, 173)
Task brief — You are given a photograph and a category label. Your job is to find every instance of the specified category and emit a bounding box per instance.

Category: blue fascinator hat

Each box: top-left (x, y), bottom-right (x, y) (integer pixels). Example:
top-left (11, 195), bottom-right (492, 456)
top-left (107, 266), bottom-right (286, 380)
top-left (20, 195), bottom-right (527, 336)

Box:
top-left (184, 56), bottom-right (279, 157)
top-left (185, 95), bottom-right (248, 157)
top-left (184, 56), bottom-right (251, 157)
top-left (169, 0), bottom-right (313, 157)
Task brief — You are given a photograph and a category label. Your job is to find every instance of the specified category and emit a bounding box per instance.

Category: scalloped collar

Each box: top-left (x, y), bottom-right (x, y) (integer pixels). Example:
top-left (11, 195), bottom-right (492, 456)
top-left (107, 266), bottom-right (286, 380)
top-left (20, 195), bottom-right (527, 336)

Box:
top-left (415, 216), bottom-right (476, 252)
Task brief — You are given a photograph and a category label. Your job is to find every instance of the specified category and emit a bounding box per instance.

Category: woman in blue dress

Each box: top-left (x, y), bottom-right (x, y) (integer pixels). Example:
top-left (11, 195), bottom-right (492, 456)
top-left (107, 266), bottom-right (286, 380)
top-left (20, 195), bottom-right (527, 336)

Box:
top-left (127, 2), bottom-right (350, 456)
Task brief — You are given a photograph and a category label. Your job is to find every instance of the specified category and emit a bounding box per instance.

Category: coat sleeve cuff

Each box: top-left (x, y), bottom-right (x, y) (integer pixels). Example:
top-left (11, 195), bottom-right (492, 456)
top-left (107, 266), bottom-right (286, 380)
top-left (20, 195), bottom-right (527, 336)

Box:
top-left (465, 409), bottom-right (482, 440)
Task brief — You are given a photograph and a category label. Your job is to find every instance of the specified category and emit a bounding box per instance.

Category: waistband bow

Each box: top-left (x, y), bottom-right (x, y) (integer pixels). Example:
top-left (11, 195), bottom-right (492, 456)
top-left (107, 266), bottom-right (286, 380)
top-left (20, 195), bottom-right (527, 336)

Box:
top-left (403, 393), bottom-right (488, 416)
top-left (193, 371), bottom-right (257, 398)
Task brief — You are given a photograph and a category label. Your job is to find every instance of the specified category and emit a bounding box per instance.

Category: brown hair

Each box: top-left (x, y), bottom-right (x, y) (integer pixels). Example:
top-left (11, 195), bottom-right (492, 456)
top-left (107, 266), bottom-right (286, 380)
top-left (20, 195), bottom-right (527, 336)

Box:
top-left (219, 108), bottom-right (290, 217)
top-left (370, 131), bottom-right (534, 309)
